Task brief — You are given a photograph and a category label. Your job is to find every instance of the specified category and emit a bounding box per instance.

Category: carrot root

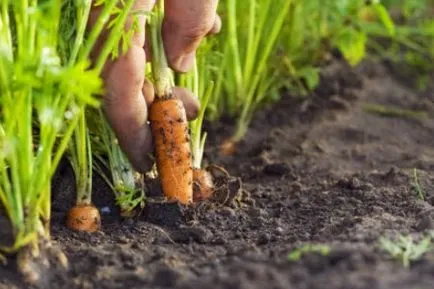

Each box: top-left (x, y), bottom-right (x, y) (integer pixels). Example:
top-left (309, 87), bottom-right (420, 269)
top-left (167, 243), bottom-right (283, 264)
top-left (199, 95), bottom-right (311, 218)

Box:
top-left (149, 98), bottom-right (193, 204)
top-left (66, 204), bottom-right (101, 232)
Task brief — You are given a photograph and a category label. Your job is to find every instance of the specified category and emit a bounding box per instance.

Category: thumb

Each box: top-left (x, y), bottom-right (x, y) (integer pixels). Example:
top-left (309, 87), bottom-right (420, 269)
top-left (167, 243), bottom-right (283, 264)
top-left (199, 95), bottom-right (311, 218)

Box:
top-left (163, 0), bottom-right (220, 73)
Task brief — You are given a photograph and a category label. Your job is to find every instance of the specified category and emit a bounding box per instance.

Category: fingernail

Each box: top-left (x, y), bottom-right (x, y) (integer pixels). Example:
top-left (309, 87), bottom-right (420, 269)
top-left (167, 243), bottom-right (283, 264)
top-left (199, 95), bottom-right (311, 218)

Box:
top-left (175, 52), bottom-right (196, 73)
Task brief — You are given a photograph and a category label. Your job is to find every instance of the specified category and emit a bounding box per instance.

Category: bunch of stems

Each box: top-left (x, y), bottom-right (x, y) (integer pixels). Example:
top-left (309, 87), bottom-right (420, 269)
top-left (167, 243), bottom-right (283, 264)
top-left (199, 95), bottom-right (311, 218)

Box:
top-left (208, 0), bottom-right (292, 145)
top-left (0, 0), bottom-right (100, 258)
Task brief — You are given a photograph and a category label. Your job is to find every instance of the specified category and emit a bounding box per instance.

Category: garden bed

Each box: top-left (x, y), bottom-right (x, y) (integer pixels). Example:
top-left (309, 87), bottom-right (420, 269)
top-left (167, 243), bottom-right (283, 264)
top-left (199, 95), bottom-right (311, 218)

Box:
top-left (1, 58), bottom-right (434, 289)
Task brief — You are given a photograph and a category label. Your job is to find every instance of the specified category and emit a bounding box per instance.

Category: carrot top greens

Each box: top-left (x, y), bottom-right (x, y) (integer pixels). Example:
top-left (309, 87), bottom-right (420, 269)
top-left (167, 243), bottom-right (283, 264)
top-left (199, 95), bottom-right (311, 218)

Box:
top-left (0, 0), bottom-right (139, 267)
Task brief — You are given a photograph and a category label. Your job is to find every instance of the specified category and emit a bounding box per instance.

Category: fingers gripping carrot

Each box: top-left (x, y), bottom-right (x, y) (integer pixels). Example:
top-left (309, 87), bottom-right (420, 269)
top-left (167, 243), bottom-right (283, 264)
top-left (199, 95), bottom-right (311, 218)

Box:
top-left (149, 98), bottom-right (193, 204)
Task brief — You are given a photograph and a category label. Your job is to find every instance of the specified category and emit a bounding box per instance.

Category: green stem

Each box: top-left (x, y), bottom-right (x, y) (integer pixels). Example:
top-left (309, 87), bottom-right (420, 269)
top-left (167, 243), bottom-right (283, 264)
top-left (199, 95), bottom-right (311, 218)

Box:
top-left (243, 0), bottom-right (256, 86)
top-left (71, 111), bottom-right (92, 205)
top-left (78, 0), bottom-right (118, 62)
top-left (149, 0), bottom-right (173, 98)
top-left (68, 0), bottom-right (93, 65)
top-left (227, 0), bottom-right (243, 95)
top-left (191, 81), bottom-right (214, 168)
top-left (233, 0), bottom-right (292, 142)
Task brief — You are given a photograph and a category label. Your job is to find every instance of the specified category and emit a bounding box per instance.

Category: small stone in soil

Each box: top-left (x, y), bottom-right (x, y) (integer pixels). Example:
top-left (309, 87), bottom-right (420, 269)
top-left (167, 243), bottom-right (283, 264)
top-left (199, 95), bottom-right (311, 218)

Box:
top-left (100, 206), bottom-right (111, 215)
top-left (274, 226), bottom-right (284, 235)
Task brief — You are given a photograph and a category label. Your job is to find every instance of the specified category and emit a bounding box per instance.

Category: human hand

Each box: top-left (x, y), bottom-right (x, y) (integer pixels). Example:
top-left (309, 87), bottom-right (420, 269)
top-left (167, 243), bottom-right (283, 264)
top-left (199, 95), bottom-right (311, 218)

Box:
top-left (89, 0), bottom-right (221, 173)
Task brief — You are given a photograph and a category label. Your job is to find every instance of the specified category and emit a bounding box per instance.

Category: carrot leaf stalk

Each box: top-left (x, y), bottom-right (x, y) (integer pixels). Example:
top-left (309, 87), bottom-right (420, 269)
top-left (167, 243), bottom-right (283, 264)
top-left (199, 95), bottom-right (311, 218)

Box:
top-left (147, 0), bottom-right (193, 204)
top-left (148, 0), bottom-right (173, 99)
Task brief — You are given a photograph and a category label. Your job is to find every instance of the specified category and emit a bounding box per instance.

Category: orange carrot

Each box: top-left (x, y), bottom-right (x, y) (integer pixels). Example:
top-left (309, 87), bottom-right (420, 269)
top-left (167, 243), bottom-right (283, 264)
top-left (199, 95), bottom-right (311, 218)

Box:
top-left (66, 204), bottom-right (101, 232)
top-left (147, 1), bottom-right (194, 204)
top-left (149, 98), bottom-right (193, 204)
top-left (192, 168), bottom-right (215, 202)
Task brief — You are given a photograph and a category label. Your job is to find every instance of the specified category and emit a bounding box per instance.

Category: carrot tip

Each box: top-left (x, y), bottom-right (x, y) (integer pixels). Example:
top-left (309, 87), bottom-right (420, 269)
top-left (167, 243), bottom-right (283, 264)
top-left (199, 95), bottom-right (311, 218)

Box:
top-left (66, 204), bottom-right (101, 233)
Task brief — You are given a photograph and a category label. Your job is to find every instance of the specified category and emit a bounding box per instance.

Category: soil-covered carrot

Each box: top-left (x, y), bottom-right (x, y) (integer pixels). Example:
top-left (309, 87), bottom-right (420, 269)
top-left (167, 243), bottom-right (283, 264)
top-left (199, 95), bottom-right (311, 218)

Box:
top-left (148, 0), bottom-right (193, 204)
top-left (66, 204), bottom-right (101, 233)
top-left (149, 98), bottom-right (193, 204)
top-left (192, 168), bottom-right (215, 202)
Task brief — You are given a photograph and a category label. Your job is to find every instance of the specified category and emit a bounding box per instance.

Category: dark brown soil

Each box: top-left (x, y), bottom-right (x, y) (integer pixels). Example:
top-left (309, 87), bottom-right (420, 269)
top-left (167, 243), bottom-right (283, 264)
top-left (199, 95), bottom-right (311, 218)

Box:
top-left (1, 59), bottom-right (434, 289)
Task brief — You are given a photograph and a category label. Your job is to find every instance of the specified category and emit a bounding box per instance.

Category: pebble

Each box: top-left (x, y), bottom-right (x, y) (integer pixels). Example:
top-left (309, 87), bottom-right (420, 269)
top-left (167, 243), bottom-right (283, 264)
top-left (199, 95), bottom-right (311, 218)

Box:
top-left (274, 226), bottom-right (284, 235)
top-left (100, 206), bottom-right (111, 214)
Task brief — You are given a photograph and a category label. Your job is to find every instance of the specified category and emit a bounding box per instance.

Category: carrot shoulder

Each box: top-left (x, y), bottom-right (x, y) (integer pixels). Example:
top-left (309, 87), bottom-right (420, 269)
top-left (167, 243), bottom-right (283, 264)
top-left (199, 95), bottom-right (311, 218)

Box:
top-left (149, 98), bottom-right (193, 204)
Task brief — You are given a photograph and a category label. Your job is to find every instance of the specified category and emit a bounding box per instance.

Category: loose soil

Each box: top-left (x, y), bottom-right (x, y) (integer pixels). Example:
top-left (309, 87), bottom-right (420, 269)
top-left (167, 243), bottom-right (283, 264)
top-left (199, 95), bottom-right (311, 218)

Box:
top-left (1, 59), bottom-right (434, 289)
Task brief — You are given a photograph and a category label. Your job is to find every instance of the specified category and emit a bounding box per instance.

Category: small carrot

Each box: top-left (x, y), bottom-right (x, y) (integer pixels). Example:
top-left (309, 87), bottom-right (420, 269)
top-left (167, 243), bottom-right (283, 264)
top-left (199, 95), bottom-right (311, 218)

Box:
top-left (148, 0), bottom-right (193, 204)
top-left (192, 168), bottom-right (214, 202)
top-left (66, 204), bottom-right (101, 232)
